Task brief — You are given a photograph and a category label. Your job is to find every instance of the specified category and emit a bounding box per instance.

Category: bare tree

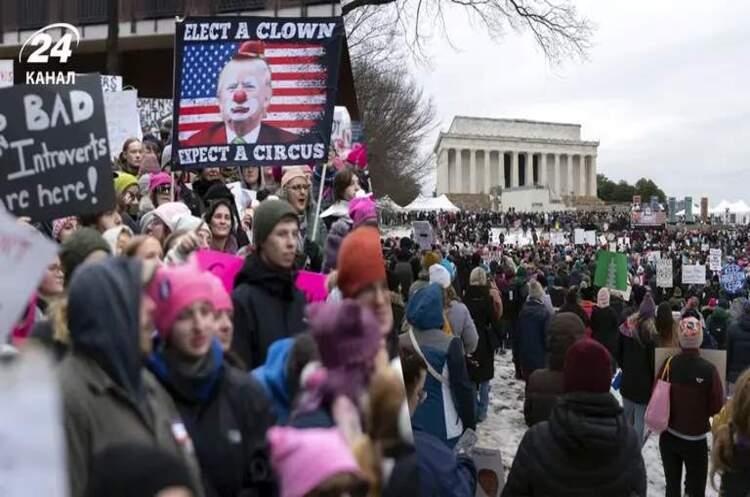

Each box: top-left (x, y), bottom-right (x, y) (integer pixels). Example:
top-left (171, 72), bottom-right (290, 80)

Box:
top-left (344, 0), bottom-right (594, 64)
top-left (353, 57), bottom-right (438, 205)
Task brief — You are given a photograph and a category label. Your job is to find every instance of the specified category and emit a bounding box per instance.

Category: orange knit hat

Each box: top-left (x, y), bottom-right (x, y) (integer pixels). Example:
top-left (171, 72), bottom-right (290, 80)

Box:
top-left (337, 226), bottom-right (386, 298)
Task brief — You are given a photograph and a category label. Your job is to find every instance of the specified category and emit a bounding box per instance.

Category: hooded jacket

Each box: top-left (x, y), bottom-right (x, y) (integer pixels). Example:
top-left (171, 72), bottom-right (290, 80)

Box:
top-left (727, 311), bottom-right (750, 383)
top-left (502, 393), bottom-right (647, 497)
top-left (590, 305), bottom-right (619, 365)
top-left (59, 258), bottom-right (203, 497)
top-left (149, 340), bottom-right (277, 497)
top-left (251, 338), bottom-right (294, 424)
top-left (232, 254), bottom-right (306, 370)
top-left (464, 285), bottom-right (501, 383)
top-left (401, 284), bottom-right (476, 447)
top-left (517, 298), bottom-right (552, 376)
top-left (616, 314), bottom-right (656, 404)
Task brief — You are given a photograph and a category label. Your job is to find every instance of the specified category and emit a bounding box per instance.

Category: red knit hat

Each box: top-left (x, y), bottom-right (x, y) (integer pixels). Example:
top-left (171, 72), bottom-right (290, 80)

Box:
top-left (336, 226), bottom-right (385, 298)
top-left (563, 338), bottom-right (613, 394)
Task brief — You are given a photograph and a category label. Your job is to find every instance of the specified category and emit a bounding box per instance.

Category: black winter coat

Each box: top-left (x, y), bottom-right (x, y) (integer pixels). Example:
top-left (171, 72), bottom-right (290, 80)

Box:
top-left (590, 306), bottom-right (619, 365)
top-left (523, 369), bottom-right (564, 427)
top-left (464, 285), bottom-right (500, 383)
top-left (726, 314), bottom-right (750, 383)
top-left (616, 324), bottom-right (655, 405)
top-left (502, 392), bottom-right (646, 497)
top-left (231, 255), bottom-right (306, 371)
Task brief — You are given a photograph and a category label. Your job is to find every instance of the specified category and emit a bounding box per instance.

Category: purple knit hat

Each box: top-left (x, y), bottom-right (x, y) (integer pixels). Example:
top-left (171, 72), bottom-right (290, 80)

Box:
top-left (639, 293), bottom-right (656, 320)
top-left (307, 300), bottom-right (382, 370)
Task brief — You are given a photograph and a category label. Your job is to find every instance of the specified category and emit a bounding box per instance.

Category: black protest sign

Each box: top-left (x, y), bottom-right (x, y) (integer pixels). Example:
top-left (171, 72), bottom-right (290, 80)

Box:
top-left (171, 17), bottom-right (345, 169)
top-left (0, 75), bottom-right (114, 221)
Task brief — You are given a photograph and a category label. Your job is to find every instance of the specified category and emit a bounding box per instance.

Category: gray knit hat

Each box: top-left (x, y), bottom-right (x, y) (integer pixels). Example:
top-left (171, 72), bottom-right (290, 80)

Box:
top-left (253, 199), bottom-right (298, 251)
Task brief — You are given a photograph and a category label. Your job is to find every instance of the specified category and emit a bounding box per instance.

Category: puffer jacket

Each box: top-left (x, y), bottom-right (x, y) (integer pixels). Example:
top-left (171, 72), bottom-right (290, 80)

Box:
top-left (726, 313), bottom-right (750, 383)
top-left (502, 392), bottom-right (647, 497)
top-left (517, 299), bottom-right (552, 376)
top-left (616, 315), bottom-right (656, 404)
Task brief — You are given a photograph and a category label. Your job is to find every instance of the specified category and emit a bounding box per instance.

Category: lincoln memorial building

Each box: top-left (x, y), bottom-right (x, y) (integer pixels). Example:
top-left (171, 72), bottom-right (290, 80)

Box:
top-left (435, 117), bottom-right (600, 209)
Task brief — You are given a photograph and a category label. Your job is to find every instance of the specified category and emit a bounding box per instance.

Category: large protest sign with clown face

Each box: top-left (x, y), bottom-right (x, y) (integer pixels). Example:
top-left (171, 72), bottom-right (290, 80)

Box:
top-left (172, 17), bottom-right (345, 169)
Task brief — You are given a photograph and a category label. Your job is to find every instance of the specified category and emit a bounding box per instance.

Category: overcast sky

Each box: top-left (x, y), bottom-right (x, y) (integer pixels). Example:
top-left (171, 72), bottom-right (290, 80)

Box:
top-left (413, 0), bottom-right (750, 202)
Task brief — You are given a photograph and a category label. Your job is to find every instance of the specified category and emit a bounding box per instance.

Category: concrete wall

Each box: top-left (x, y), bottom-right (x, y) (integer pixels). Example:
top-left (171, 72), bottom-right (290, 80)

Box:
top-left (501, 187), bottom-right (555, 212)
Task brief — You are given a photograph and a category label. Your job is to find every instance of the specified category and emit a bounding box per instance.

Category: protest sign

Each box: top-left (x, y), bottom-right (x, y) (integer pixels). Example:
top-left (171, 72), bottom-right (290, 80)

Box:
top-left (296, 271), bottom-right (328, 303)
top-left (490, 227), bottom-right (503, 245)
top-left (99, 74), bottom-right (122, 92)
top-left (0, 59), bottom-right (13, 88)
top-left (0, 75), bottom-right (114, 221)
top-left (574, 228), bottom-right (584, 245)
top-left (609, 242), bottom-right (617, 252)
top-left (655, 348), bottom-right (726, 390)
top-left (647, 251), bottom-right (661, 263)
top-left (657, 259), bottom-right (673, 288)
top-left (226, 181), bottom-right (257, 218)
top-left (0, 348), bottom-right (68, 497)
top-left (194, 249), bottom-right (244, 293)
top-left (104, 90), bottom-right (142, 161)
top-left (172, 17), bottom-right (345, 169)
top-left (584, 230), bottom-right (596, 246)
top-left (550, 231), bottom-right (565, 246)
top-left (331, 106), bottom-right (352, 156)
top-left (701, 243), bottom-right (709, 252)
top-left (709, 248), bottom-right (722, 272)
top-left (598, 235), bottom-right (607, 246)
top-left (412, 221), bottom-right (433, 251)
top-left (138, 97), bottom-right (173, 134)
top-left (682, 264), bottom-right (706, 285)
top-left (0, 209), bottom-right (58, 344)
top-left (720, 263), bottom-right (746, 294)
top-left (594, 251), bottom-right (629, 291)
top-left (472, 447), bottom-right (505, 497)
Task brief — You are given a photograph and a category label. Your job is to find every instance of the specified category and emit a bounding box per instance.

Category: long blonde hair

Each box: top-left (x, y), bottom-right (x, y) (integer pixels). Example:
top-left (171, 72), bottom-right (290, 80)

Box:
top-left (711, 369), bottom-right (750, 488)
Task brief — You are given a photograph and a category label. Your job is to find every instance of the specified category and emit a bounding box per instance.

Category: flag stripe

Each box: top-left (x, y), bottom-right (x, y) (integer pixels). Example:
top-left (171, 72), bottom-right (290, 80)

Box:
top-left (180, 103), bottom-right (324, 116)
top-left (178, 113), bottom-right (322, 129)
top-left (271, 72), bottom-right (326, 81)
top-left (269, 64), bottom-right (324, 73)
top-left (266, 55), bottom-right (320, 64)
top-left (178, 128), bottom-right (309, 142)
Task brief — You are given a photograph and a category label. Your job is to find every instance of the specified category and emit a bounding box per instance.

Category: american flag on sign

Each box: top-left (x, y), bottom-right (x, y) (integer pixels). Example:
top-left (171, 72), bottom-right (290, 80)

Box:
top-left (177, 42), bottom-right (328, 143)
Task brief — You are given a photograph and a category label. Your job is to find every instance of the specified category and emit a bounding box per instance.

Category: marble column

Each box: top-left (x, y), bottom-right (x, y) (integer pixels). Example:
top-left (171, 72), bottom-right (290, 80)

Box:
top-left (469, 149), bottom-right (477, 194)
top-left (566, 155), bottom-right (573, 196)
top-left (578, 155), bottom-right (586, 197)
top-left (554, 153), bottom-right (561, 195)
top-left (482, 150), bottom-right (492, 193)
top-left (497, 151), bottom-right (506, 190)
top-left (589, 155), bottom-right (598, 197)
top-left (438, 148), bottom-right (449, 194)
top-left (511, 151), bottom-right (519, 188)
top-left (539, 153), bottom-right (547, 187)
top-left (526, 152), bottom-right (534, 186)
top-left (455, 149), bottom-right (463, 193)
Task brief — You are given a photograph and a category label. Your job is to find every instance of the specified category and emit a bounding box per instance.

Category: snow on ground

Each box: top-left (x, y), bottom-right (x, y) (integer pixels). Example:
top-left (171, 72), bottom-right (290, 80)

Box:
top-left (478, 351), bottom-right (719, 496)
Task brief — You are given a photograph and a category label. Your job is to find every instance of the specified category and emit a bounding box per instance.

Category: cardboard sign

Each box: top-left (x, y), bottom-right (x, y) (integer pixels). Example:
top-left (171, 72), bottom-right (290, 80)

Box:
top-left (0, 75), bottom-right (115, 221)
top-left (172, 17), bottom-right (345, 168)
top-left (709, 249), bottom-right (722, 272)
top-left (655, 348), bottom-right (726, 390)
top-left (412, 221), bottom-right (433, 251)
top-left (194, 249), bottom-right (244, 293)
top-left (720, 264), bottom-right (746, 294)
top-left (104, 90), bottom-right (142, 161)
top-left (226, 181), bottom-right (257, 217)
top-left (682, 264), bottom-right (707, 285)
top-left (550, 231), bottom-right (565, 246)
top-left (574, 228), bottom-right (585, 245)
top-left (331, 106), bottom-right (352, 157)
top-left (657, 259), bottom-right (673, 288)
top-left (0, 59), bottom-right (13, 88)
top-left (138, 97), bottom-right (173, 134)
top-left (0, 349), bottom-right (69, 497)
top-left (472, 447), bottom-right (505, 497)
top-left (584, 230), bottom-right (596, 246)
top-left (295, 270), bottom-right (328, 303)
top-left (0, 209), bottom-right (58, 344)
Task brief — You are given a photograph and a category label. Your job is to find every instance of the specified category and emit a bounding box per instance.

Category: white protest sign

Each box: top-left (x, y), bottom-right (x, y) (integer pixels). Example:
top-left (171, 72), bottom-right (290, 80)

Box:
top-left (472, 447), bottom-right (505, 497)
top-left (682, 264), bottom-right (707, 285)
top-left (331, 106), bottom-right (352, 156)
top-left (584, 230), bottom-right (597, 246)
top-left (412, 221), bottom-right (434, 251)
top-left (0, 348), bottom-right (69, 496)
top-left (226, 181), bottom-right (257, 218)
top-left (574, 228), bottom-right (585, 245)
top-left (0, 210), bottom-right (58, 343)
top-left (701, 243), bottom-right (709, 252)
top-left (647, 251), bottom-right (661, 263)
top-left (657, 259), bottom-right (673, 288)
top-left (100, 74), bottom-right (123, 92)
top-left (609, 242), bottom-right (617, 252)
top-left (103, 90), bottom-right (142, 161)
top-left (490, 228), bottom-right (504, 245)
top-left (550, 232), bottom-right (565, 246)
top-left (709, 248), bottom-right (722, 272)
top-left (599, 235), bottom-right (607, 246)
top-left (0, 59), bottom-right (13, 88)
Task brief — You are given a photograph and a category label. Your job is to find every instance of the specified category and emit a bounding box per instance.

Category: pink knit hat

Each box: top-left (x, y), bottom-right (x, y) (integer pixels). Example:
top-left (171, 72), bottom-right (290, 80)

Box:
top-left (346, 144), bottom-right (367, 169)
top-left (205, 272), bottom-right (232, 312)
top-left (52, 216), bottom-right (78, 242)
top-left (280, 166), bottom-right (312, 190)
top-left (149, 172), bottom-right (172, 192)
top-left (148, 264), bottom-right (214, 337)
top-left (267, 426), bottom-right (362, 497)
top-left (348, 194), bottom-right (377, 227)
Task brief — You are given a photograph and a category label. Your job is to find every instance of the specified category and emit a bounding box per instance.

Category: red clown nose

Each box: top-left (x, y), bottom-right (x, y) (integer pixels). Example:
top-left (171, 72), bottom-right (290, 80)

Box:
top-left (233, 89), bottom-right (247, 103)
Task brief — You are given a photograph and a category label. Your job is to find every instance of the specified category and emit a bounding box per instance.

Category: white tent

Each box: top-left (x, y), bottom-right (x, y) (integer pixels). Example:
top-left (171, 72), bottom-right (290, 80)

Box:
top-left (403, 194), bottom-right (460, 212)
top-left (376, 195), bottom-right (405, 212)
top-left (709, 200), bottom-right (750, 214)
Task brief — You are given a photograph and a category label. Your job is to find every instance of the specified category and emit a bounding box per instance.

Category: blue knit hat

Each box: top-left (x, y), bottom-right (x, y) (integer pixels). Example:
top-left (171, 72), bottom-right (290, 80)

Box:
top-left (406, 283), bottom-right (444, 330)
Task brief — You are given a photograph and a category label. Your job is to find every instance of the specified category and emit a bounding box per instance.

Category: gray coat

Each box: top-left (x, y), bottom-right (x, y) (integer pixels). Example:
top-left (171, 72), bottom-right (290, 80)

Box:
top-left (446, 300), bottom-right (479, 354)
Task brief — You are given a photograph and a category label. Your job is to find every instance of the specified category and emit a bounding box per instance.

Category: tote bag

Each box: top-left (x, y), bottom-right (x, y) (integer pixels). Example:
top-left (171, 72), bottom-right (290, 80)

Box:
top-left (644, 356), bottom-right (674, 434)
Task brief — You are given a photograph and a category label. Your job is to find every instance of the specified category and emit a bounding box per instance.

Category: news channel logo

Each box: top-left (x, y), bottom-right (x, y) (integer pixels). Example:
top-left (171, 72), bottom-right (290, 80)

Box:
top-left (18, 23), bottom-right (80, 85)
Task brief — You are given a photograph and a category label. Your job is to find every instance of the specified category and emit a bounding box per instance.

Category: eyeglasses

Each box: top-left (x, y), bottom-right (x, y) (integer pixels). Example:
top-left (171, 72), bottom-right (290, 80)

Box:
top-left (287, 184), bottom-right (310, 193)
top-left (155, 185), bottom-right (172, 194)
top-left (123, 191), bottom-right (141, 202)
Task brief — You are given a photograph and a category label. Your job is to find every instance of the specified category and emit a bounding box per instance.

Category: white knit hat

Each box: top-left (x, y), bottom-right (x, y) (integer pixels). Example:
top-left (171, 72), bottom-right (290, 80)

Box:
top-left (429, 264), bottom-right (451, 289)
